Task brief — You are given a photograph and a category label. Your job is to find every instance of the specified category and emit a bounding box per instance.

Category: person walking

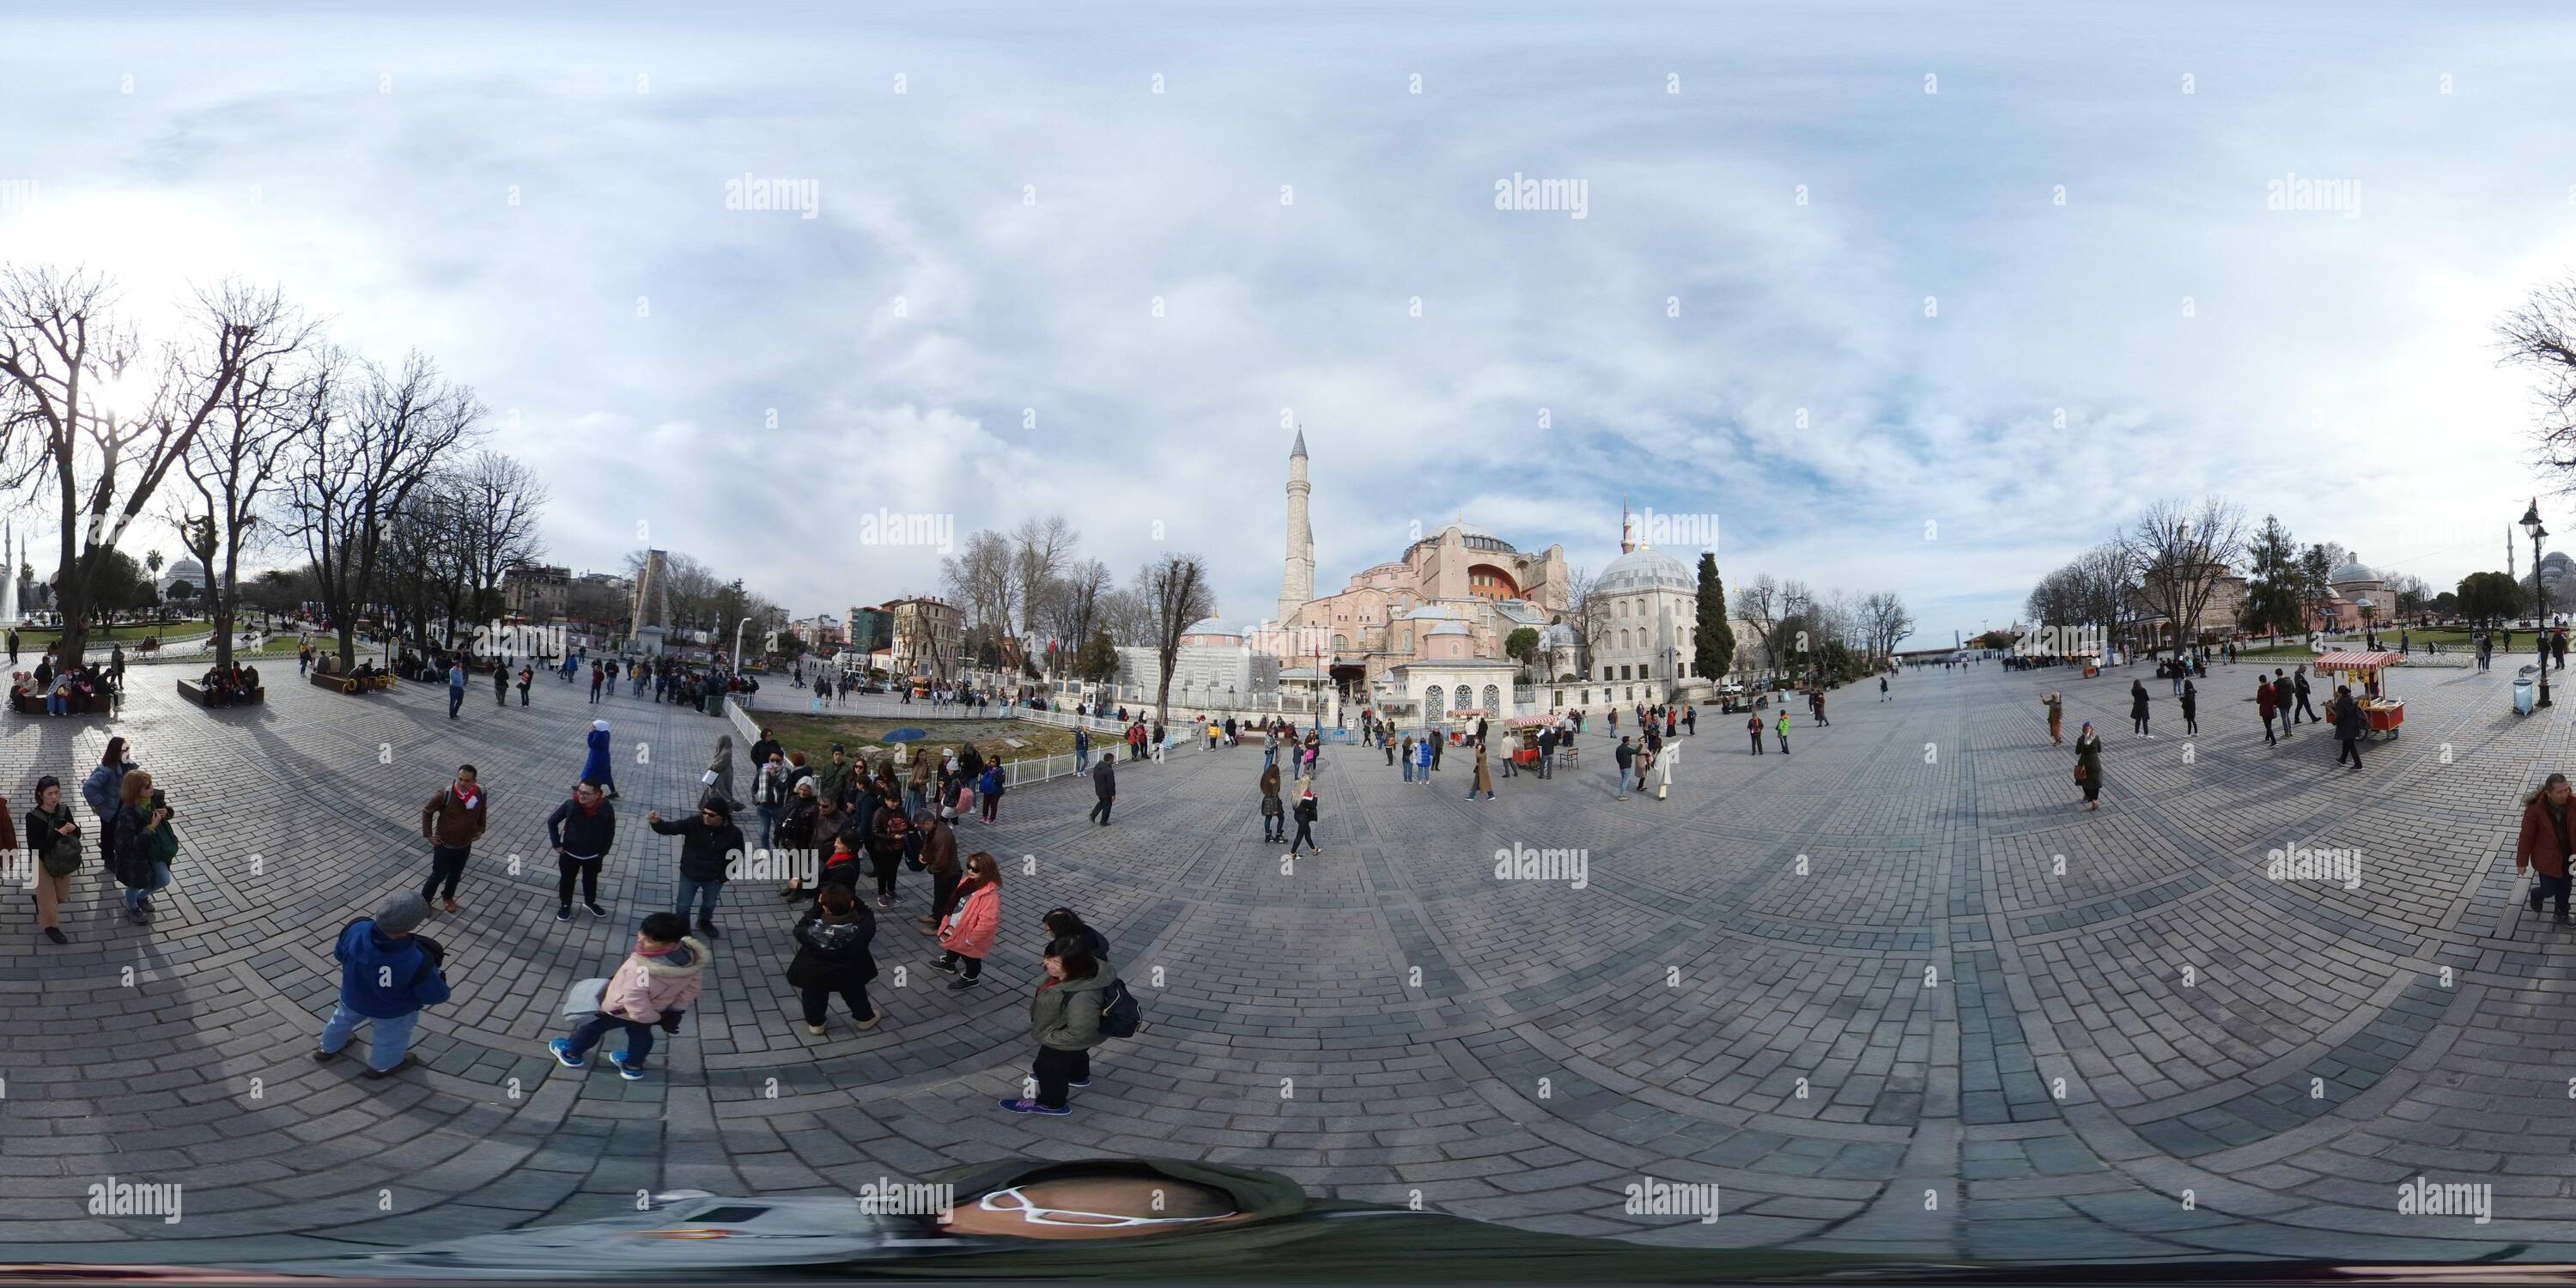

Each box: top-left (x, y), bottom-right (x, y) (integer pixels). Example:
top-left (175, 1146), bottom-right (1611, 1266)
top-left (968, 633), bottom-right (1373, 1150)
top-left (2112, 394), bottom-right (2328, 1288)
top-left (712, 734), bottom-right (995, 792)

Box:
top-left (580, 719), bottom-right (618, 800)
top-left (2257, 677), bottom-right (2279, 746)
top-left (930, 852), bottom-right (1001, 989)
top-left (2331, 683), bottom-right (2367, 770)
top-left (978, 759), bottom-right (1005, 823)
top-left (25, 776), bottom-right (82, 945)
top-left (2073, 721), bottom-right (2103, 812)
top-left (549, 912), bottom-right (708, 1082)
top-left (648, 798), bottom-right (744, 940)
top-left (1613, 737), bottom-right (1634, 799)
top-left (515, 665), bottom-right (534, 707)
top-left (1774, 711), bottom-right (1792, 756)
top-left (2043, 692), bottom-right (2063, 745)
top-left (447, 659), bottom-right (467, 720)
top-left (419, 765), bottom-right (488, 914)
top-left (2518, 772), bottom-right (2574, 927)
top-left (998, 933), bottom-right (1111, 1116)
top-left (866, 793), bottom-right (910, 908)
top-left (1879, 676), bottom-right (1890, 702)
top-left (548, 780), bottom-right (615, 922)
top-left (2272, 671), bottom-right (2297, 739)
top-left (1259, 762), bottom-right (1285, 842)
top-left (314, 890), bottom-right (449, 1079)
top-left (1812, 690), bottom-right (1829, 727)
top-left (1288, 784), bottom-right (1321, 855)
top-left (702, 736), bottom-right (739, 814)
top-left (2292, 665), bottom-right (2317, 726)
top-left (1467, 740), bottom-right (1494, 801)
top-left (1074, 726), bottom-right (1091, 773)
top-left (1655, 738), bottom-right (1677, 800)
top-left (589, 662), bottom-right (605, 705)
top-left (1088, 752), bottom-right (1116, 826)
top-left (2181, 680), bottom-right (2199, 736)
top-left (82, 737), bottom-right (133, 868)
top-left (2129, 679), bottom-right (2153, 739)
top-left (1747, 713), bottom-right (1764, 755)
top-left (788, 884), bottom-right (880, 1035)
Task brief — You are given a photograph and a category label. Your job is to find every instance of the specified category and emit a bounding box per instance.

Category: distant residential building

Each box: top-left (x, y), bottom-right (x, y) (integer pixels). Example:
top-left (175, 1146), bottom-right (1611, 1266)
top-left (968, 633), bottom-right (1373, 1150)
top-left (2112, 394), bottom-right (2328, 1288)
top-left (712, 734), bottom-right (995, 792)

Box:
top-left (885, 596), bottom-right (963, 683)
top-left (848, 605), bottom-right (895, 653)
top-left (503, 563), bottom-right (572, 619)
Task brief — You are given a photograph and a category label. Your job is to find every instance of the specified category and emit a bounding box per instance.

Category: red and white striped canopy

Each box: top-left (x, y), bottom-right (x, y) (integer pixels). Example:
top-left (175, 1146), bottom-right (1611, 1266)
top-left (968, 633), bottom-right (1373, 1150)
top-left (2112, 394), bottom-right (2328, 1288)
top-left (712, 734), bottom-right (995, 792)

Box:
top-left (2309, 651), bottom-right (2404, 671)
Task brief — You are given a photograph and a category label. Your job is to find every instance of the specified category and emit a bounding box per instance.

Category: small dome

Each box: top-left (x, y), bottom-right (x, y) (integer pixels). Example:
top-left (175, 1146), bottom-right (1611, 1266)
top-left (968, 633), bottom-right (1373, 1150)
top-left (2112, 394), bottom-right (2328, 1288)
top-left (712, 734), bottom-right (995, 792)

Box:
top-left (1427, 621), bottom-right (1471, 635)
top-left (2328, 562), bottom-right (2377, 586)
top-left (1182, 617), bottom-right (1239, 638)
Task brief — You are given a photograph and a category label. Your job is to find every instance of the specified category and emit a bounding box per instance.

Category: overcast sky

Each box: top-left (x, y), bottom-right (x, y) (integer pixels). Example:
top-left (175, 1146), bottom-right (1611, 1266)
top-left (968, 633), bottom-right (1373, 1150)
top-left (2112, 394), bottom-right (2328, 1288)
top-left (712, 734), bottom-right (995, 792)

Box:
top-left (8, 1), bottom-right (2576, 646)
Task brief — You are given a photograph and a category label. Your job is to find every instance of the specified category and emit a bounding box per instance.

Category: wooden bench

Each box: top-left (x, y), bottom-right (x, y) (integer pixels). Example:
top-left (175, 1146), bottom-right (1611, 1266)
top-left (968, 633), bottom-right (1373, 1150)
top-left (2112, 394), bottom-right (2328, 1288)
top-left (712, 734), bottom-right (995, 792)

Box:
top-left (179, 679), bottom-right (264, 707)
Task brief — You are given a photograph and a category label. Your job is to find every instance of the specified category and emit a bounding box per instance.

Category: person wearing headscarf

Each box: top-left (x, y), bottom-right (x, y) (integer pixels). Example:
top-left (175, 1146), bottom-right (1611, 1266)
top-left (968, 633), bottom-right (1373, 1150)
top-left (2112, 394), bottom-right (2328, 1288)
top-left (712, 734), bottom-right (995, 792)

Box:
top-left (581, 720), bottom-right (617, 799)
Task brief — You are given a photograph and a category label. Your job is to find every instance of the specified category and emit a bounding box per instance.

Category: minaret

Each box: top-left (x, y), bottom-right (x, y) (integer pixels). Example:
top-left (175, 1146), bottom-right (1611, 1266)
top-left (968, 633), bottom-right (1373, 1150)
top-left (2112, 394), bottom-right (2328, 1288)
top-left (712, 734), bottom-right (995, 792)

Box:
top-left (1277, 430), bottom-right (1315, 625)
top-left (1620, 495), bottom-right (1636, 555)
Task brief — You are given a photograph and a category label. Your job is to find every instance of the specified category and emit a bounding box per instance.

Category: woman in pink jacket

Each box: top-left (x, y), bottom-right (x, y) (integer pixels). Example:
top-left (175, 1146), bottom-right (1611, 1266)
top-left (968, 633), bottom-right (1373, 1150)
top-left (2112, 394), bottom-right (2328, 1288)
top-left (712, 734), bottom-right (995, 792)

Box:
top-left (549, 912), bottom-right (709, 1081)
top-left (930, 852), bottom-right (1001, 991)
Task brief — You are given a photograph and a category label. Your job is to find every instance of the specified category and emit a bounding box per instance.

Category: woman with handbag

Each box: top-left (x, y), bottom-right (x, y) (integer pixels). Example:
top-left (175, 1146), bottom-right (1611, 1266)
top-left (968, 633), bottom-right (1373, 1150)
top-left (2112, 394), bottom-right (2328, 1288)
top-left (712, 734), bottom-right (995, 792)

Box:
top-left (25, 775), bottom-right (82, 945)
top-left (1258, 762), bottom-right (1284, 841)
top-left (866, 789), bottom-right (910, 908)
top-left (2073, 721), bottom-right (2104, 812)
top-left (930, 852), bottom-right (1001, 989)
top-left (700, 736), bottom-right (738, 813)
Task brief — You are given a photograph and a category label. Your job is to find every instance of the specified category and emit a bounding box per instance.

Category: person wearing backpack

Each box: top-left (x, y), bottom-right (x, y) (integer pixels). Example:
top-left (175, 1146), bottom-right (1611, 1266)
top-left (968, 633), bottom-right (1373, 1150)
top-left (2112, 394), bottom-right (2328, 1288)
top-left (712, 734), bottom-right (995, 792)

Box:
top-left (787, 884), bottom-right (880, 1036)
top-left (1288, 784), bottom-right (1321, 856)
top-left (550, 911), bottom-right (708, 1082)
top-left (1042, 908), bottom-right (1111, 971)
top-left (999, 933), bottom-right (1110, 1116)
top-left (977, 760), bottom-right (1005, 824)
top-left (25, 775), bottom-right (83, 945)
top-left (314, 890), bottom-right (450, 1079)
top-left (930, 852), bottom-right (1000, 988)
top-left (113, 769), bottom-right (177, 925)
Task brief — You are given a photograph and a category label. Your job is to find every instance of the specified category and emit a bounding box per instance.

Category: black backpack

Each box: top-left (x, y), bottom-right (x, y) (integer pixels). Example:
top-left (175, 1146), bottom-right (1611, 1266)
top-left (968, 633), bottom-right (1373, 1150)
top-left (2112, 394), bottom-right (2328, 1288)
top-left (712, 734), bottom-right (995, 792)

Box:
top-left (114, 817), bottom-right (156, 888)
top-left (1097, 977), bottom-right (1141, 1038)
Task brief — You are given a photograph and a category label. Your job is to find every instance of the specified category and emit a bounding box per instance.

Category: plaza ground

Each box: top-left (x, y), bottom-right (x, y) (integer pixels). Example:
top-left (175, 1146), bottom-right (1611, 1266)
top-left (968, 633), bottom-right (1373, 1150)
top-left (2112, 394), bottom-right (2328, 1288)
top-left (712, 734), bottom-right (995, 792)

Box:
top-left (1, 653), bottom-right (2573, 1266)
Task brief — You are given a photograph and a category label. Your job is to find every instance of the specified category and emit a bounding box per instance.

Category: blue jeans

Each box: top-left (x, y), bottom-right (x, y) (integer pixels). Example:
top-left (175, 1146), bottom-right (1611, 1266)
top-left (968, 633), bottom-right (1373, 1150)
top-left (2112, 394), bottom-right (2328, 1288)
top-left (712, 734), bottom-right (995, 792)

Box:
top-left (125, 861), bottom-right (171, 909)
top-left (320, 1003), bottom-right (419, 1072)
top-left (1402, 759), bottom-right (1413, 781)
top-left (756, 805), bottom-right (782, 848)
top-left (676, 878), bottom-right (723, 923)
top-left (448, 686), bottom-right (465, 717)
top-left (1076, 749), bottom-right (1089, 771)
top-left (564, 1010), bottom-right (657, 1066)
top-left (46, 694), bottom-right (65, 714)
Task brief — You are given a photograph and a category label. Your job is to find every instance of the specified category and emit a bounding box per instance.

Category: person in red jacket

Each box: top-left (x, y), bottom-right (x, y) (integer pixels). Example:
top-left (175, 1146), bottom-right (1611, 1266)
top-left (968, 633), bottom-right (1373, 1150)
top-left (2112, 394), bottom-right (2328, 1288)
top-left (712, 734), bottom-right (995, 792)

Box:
top-left (930, 851), bottom-right (1001, 990)
top-left (2256, 677), bottom-right (2278, 747)
top-left (2518, 772), bottom-right (2574, 927)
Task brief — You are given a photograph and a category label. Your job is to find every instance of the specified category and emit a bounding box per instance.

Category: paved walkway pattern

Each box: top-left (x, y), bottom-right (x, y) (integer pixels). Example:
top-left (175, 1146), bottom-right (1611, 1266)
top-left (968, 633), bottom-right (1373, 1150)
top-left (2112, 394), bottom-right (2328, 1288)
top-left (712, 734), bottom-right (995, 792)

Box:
top-left (3, 658), bottom-right (2575, 1265)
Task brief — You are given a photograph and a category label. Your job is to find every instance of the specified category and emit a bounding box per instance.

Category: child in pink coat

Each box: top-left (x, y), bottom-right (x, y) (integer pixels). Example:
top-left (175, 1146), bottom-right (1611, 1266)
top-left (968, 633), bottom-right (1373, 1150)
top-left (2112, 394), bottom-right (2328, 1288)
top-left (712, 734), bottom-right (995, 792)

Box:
top-left (931, 852), bottom-right (1001, 990)
top-left (549, 912), bottom-right (708, 1080)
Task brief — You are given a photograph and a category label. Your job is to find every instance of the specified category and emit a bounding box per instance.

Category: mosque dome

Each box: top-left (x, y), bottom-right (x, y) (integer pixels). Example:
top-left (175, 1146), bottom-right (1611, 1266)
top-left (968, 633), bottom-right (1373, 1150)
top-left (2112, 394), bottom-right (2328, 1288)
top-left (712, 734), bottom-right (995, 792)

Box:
top-left (2328, 562), bottom-right (2377, 586)
top-left (1599, 546), bottom-right (1694, 593)
top-left (1182, 617), bottom-right (1240, 639)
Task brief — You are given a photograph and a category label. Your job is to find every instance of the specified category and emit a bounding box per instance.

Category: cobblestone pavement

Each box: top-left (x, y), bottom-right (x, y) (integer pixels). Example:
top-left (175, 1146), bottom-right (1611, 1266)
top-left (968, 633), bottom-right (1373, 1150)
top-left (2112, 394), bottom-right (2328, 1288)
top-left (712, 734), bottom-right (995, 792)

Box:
top-left (4, 658), bottom-right (2576, 1266)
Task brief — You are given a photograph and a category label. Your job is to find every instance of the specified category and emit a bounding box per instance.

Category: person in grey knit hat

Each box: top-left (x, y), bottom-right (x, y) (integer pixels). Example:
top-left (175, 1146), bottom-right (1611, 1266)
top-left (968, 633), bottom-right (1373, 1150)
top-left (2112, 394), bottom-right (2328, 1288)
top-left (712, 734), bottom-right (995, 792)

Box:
top-left (314, 890), bottom-right (451, 1078)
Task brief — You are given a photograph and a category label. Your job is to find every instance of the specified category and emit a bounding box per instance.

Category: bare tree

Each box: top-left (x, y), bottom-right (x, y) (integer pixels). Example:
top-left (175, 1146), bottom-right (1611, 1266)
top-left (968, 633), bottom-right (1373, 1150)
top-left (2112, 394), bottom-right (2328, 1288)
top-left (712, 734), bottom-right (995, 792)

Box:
top-left (2074, 542), bottom-right (2136, 651)
top-left (1093, 586), bottom-right (1156, 647)
top-left (169, 341), bottom-right (319, 668)
top-left (1563, 564), bottom-right (1608, 682)
top-left (940, 528), bottom-right (1019, 668)
top-left (287, 349), bottom-right (482, 669)
top-left (1012, 513), bottom-right (1077, 659)
top-left (1861, 591), bottom-right (1916, 659)
top-left (1731, 574), bottom-right (1782, 677)
top-left (2498, 277), bottom-right (2576, 487)
top-left (0, 270), bottom-right (312, 660)
top-left (1136, 552), bottom-right (1214, 718)
top-left (451, 449), bottom-right (550, 629)
top-left (1042, 556), bottom-right (1113, 671)
top-left (2122, 496), bottom-right (2246, 653)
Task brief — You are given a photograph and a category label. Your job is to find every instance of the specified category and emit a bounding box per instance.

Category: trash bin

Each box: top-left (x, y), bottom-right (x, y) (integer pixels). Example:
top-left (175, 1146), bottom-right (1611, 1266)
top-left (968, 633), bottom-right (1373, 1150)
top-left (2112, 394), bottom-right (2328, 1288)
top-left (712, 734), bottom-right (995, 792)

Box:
top-left (2516, 677), bottom-right (2537, 716)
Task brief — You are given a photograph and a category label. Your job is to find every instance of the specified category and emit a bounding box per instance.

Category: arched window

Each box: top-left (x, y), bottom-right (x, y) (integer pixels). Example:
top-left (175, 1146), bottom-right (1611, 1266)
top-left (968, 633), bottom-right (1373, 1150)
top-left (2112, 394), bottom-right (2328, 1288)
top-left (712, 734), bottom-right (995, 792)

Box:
top-left (1483, 683), bottom-right (1500, 714)
top-left (1425, 685), bottom-right (1445, 723)
top-left (1333, 633), bottom-right (1349, 651)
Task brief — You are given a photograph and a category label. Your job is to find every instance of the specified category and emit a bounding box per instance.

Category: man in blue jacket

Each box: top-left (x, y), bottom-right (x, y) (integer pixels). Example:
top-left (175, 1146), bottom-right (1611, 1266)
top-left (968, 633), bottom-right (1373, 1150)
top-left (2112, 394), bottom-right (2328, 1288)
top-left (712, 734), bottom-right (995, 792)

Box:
top-left (313, 890), bottom-right (450, 1079)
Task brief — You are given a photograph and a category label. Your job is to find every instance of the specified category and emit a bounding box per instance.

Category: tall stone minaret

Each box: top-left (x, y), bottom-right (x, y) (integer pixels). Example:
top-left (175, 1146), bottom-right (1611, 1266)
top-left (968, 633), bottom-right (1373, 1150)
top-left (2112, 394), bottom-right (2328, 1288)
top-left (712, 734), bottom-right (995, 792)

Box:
top-left (1278, 430), bottom-right (1315, 625)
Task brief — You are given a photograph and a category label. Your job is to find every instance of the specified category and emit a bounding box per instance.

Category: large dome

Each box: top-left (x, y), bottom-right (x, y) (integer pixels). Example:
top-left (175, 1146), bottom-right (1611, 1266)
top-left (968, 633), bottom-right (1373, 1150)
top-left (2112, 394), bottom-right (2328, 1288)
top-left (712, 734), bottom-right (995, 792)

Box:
top-left (2328, 562), bottom-right (2377, 586)
top-left (1182, 617), bottom-right (1239, 639)
top-left (1407, 519), bottom-right (1518, 557)
top-left (1600, 546), bottom-right (1693, 592)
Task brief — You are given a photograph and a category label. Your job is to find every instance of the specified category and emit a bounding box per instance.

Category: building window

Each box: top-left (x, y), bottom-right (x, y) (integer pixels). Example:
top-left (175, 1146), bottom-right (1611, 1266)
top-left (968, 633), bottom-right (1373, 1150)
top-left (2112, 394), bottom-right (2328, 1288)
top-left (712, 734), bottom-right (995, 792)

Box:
top-left (1619, 665), bottom-right (1631, 680)
top-left (1483, 684), bottom-right (1500, 714)
top-left (1425, 685), bottom-right (1446, 723)
top-left (1600, 666), bottom-right (1611, 681)
top-left (1640, 663), bottom-right (1651, 679)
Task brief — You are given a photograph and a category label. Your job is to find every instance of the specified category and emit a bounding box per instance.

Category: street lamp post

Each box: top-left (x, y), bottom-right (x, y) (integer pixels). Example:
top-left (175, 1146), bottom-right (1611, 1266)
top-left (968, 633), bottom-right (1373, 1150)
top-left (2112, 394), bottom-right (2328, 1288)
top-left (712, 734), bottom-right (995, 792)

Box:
top-left (2526, 499), bottom-right (2554, 708)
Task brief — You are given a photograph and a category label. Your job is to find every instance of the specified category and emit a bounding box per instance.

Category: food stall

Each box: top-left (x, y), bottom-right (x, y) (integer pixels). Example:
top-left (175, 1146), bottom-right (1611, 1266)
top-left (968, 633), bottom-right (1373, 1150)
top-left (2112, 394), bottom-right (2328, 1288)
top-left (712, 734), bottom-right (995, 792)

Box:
top-left (2311, 650), bottom-right (2404, 738)
top-left (1504, 714), bottom-right (1554, 767)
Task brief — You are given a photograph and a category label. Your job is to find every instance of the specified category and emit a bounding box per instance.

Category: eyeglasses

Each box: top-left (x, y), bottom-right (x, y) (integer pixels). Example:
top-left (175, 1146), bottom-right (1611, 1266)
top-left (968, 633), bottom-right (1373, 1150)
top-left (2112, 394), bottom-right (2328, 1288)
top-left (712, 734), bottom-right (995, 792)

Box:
top-left (975, 1187), bottom-right (1231, 1229)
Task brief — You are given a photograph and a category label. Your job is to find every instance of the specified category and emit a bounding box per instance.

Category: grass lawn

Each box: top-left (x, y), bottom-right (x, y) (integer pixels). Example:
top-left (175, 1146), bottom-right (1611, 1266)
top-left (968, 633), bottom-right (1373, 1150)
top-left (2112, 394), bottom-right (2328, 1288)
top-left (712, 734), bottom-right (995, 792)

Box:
top-left (15, 622), bottom-right (212, 647)
top-left (756, 712), bottom-right (1093, 776)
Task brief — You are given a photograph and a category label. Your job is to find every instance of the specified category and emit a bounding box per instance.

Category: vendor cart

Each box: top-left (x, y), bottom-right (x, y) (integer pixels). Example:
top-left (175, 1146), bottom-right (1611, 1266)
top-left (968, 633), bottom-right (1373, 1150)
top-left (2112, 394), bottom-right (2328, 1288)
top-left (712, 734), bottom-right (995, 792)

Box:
top-left (2310, 650), bottom-right (2404, 739)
